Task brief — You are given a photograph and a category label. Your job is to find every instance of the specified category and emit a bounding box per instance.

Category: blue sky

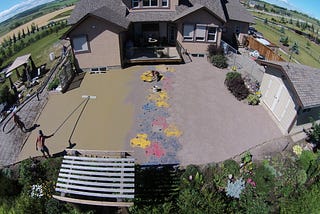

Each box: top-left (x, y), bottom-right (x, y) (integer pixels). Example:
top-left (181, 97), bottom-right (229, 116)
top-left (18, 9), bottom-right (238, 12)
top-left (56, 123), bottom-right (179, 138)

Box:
top-left (0, 0), bottom-right (55, 23)
top-left (263, 0), bottom-right (320, 19)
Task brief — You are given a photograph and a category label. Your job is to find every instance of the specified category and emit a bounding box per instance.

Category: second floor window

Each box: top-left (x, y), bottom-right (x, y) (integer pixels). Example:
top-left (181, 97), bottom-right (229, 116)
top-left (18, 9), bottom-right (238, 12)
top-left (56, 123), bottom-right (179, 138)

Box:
top-left (132, 0), bottom-right (139, 8)
top-left (143, 0), bottom-right (157, 7)
top-left (162, 0), bottom-right (168, 7)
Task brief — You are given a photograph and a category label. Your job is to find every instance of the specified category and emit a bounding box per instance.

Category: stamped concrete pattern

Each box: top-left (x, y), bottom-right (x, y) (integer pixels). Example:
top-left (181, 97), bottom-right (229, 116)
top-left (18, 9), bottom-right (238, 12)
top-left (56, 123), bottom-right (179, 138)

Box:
top-left (0, 58), bottom-right (285, 167)
top-left (169, 57), bottom-right (283, 165)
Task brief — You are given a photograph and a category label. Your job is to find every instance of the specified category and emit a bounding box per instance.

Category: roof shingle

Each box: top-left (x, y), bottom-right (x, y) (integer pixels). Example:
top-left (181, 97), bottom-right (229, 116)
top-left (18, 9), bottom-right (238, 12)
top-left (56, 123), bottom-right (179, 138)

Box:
top-left (260, 61), bottom-right (320, 109)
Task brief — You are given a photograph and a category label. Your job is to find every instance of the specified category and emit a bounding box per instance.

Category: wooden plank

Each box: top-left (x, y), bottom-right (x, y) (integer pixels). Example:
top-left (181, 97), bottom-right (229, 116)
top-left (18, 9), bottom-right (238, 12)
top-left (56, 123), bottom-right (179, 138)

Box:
top-left (61, 164), bottom-right (134, 172)
top-left (55, 188), bottom-right (134, 199)
top-left (64, 156), bottom-right (135, 163)
top-left (62, 159), bottom-right (135, 167)
top-left (65, 149), bottom-right (134, 157)
top-left (58, 173), bottom-right (134, 182)
top-left (57, 178), bottom-right (134, 188)
top-left (59, 168), bottom-right (134, 177)
top-left (56, 183), bottom-right (135, 194)
top-left (53, 195), bottom-right (134, 207)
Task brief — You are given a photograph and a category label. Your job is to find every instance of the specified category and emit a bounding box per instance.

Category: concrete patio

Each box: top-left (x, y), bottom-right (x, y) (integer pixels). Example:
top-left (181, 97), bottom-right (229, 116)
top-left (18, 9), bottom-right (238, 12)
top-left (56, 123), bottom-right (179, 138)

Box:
top-left (169, 57), bottom-right (283, 165)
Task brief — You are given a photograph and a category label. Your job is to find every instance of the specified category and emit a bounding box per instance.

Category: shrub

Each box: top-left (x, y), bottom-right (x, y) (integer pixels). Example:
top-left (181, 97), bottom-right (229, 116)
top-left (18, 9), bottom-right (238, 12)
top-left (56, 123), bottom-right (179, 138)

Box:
top-left (225, 73), bottom-right (249, 100)
top-left (47, 77), bottom-right (60, 91)
top-left (247, 93), bottom-right (260, 105)
top-left (298, 150), bottom-right (316, 171)
top-left (252, 164), bottom-right (275, 196)
top-left (0, 85), bottom-right (16, 105)
top-left (226, 178), bottom-right (245, 199)
top-left (211, 54), bottom-right (228, 68)
top-left (225, 72), bottom-right (241, 82)
top-left (207, 45), bottom-right (223, 56)
top-left (223, 159), bottom-right (240, 177)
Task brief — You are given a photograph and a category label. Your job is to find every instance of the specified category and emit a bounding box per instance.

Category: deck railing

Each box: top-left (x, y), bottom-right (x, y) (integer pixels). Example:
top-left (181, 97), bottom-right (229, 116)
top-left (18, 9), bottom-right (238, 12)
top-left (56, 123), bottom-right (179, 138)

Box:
top-left (176, 41), bottom-right (192, 63)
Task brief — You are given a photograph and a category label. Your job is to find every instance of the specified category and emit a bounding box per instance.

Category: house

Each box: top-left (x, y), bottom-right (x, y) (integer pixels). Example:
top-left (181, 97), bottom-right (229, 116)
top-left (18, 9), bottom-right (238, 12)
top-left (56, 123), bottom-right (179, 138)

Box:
top-left (257, 60), bottom-right (320, 134)
top-left (63, 0), bottom-right (254, 71)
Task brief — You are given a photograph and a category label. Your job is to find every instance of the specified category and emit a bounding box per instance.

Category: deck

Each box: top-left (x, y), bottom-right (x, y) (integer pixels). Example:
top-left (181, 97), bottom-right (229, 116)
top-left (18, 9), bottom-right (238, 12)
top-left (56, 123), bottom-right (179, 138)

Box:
top-left (125, 46), bottom-right (182, 64)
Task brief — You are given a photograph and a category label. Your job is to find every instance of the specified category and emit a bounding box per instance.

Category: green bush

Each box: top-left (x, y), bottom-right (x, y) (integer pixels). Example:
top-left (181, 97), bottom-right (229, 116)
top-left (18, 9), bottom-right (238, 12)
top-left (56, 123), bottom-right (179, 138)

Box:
top-left (0, 172), bottom-right (21, 197)
top-left (252, 164), bottom-right (275, 196)
top-left (207, 45), bottom-right (224, 56)
top-left (225, 72), bottom-right (241, 82)
top-left (225, 74), bottom-right (249, 100)
top-left (47, 77), bottom-right (60, 91)
top-left (0, 85), bottom-right (16, 105)
top-left (210, 54), bottom-right (228, 68)
top-left (222, 159), bottom-right (240, 177)
top-left (247, 93), bottom-right (260, 105)
top-left (298, 150), bottom-right (316, 171)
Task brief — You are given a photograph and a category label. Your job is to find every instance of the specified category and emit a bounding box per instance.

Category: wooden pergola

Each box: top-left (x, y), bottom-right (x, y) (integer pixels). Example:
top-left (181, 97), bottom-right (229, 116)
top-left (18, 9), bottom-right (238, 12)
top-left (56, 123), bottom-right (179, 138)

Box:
top-left (53, 150), bottom-right (135, 207)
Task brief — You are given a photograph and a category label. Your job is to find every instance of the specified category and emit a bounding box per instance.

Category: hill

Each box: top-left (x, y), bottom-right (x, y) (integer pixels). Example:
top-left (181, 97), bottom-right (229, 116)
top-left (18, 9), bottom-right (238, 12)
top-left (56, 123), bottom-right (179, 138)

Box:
top-left (0, 0), bottom-right (79, 38)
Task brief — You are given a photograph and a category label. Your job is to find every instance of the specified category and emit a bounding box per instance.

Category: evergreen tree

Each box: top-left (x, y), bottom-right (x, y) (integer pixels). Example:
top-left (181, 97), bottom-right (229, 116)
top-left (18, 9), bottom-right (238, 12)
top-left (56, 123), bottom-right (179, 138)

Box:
top-left (22, 28), bottom-right (25, 38)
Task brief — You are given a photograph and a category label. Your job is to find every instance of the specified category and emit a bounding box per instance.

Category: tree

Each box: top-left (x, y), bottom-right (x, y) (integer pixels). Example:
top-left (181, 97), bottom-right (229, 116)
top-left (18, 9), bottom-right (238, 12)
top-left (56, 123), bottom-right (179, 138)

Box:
top-left (280, 26), bottom-right (285, 34)
top-left (296, 20), bottom-right (300, 28)
top-left (280, 36), bottom-right (289, 46)
top-left (264, 18), bottom-right (268, 25)
top-left (289, 18), bottom-right (293, 24)
top-left (290, 42), bottom-right (299, 54)
top-left (22, 28), bottom-right (26, 38)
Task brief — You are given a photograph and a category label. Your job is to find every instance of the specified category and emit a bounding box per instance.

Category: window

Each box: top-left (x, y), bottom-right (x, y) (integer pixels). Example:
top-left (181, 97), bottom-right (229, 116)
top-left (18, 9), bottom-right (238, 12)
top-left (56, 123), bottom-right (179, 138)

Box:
top-left (143, 0), bottom-right (157, 7)
top-left (72, 35), bottom-right (89, 53)
top-left (183, 24), bottom-right (194, 41)
top-left (132, 0), bottom-right (139, 8)
top-left (195, 25), bottom-right (206, 41)
top-left (162, 0), bottom-right (168, 7)
top-left (207, 27), bottom-right (217, 42)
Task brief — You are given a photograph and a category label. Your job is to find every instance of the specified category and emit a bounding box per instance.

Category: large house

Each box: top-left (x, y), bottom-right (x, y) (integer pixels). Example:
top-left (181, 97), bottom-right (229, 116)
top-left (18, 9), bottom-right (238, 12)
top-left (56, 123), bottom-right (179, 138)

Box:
top-left (63, 0), bottom-right (254, 71)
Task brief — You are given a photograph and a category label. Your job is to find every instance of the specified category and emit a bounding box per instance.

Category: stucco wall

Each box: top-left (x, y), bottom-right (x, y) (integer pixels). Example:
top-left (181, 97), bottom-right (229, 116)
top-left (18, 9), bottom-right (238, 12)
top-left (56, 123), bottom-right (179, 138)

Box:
top-left (69, 16), bottom-right (122, 69)
top-left (175, 9), bottom-right (223, 54)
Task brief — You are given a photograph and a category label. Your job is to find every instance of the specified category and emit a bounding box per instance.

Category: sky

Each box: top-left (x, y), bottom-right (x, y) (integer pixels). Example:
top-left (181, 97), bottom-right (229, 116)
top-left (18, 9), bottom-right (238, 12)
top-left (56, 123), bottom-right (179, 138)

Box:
top-left (263, 0), bottom-right (320, 19)
top-left (0, 0), bottom-right (55, 23)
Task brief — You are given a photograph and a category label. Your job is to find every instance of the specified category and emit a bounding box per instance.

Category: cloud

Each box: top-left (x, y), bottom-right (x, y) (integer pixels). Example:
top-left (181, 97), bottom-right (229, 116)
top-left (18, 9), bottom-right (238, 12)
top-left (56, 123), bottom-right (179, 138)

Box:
top-left (0, 0), bottom-right (55, 23)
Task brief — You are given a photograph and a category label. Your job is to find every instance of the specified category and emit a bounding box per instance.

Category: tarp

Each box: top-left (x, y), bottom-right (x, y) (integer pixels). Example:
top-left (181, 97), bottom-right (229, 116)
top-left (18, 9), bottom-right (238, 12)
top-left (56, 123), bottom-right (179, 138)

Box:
top-left (6, 54), bottom-right (31, 74)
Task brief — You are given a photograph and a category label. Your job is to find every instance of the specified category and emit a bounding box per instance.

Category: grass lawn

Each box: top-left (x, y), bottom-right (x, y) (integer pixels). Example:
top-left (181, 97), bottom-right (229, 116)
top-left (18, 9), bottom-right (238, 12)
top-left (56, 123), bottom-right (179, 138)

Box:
top-left (254, 19), bottom-right (320, 68)
top-left (0, 27), bottom-right (70, 91)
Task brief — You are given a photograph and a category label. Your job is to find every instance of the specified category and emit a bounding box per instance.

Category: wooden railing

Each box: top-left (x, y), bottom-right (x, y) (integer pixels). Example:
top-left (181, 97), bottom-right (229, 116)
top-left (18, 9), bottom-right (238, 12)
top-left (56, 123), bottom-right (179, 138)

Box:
top-left (176, 41), bottom-right (192, 63)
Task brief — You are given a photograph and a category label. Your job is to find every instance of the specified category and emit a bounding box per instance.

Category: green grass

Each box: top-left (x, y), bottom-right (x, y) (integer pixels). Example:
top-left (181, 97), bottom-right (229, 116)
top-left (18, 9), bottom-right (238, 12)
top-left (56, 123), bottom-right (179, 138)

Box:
top-left (254, 19), bottom-right (320, 68)
top-left (0, 27), bottom-right (70, 91)
top-left (49, 9), bottom-right (73, 21)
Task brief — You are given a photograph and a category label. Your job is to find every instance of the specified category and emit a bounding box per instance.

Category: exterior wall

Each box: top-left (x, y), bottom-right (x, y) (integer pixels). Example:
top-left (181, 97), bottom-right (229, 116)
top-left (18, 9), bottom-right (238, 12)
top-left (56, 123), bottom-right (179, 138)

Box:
top-left (260, 67), bottom-right (298, 133)
top-left (175, 9), bottom-right (223, 54)
top-left (69, 16), bottom-right (122, 69)
top-left (292, 107), bottom-right (320, 133)
top-left (224, 20), bottom-right (249, 45)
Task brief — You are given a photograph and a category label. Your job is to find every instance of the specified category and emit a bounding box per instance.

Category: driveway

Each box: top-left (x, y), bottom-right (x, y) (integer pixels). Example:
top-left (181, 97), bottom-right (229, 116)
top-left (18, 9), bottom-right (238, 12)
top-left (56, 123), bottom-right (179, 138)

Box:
top-left (169, 57), bottom-right (283, 165)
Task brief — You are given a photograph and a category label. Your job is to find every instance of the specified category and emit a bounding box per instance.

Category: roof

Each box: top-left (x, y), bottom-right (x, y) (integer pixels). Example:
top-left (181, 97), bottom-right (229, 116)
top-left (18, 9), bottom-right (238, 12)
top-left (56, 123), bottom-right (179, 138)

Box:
top-left (68, 0), bottom-right (127, 25)
top-left (68, 0), bottom-right (252, 30)
top-left (257, 60), bottom-right (320, 109)
top-left (91, 6), bottom-right (130, 29)
top-left (224, 0), bottom-right (254, 23)
top-left (127, 11), bottom-right (176, 22)
top-left (173, 4), bottom-right (212, 22)
top-left (7, 54), bottom-right (31, 74)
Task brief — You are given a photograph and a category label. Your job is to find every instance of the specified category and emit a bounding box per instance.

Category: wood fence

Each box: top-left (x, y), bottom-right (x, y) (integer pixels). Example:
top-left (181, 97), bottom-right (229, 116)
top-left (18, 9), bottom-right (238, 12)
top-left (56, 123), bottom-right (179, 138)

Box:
top-left (247, 36), bottom-right (285, 61)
